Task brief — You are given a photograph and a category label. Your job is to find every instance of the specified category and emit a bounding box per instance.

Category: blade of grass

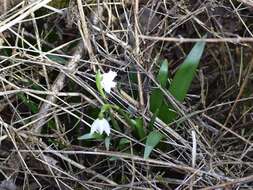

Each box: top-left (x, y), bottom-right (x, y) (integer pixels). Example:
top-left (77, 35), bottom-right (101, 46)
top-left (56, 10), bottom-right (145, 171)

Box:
top-left (157, 59), bottom-right (169, 88)
top-left (132, 117), bottom-right (146, 140)
top-left (150, 59), bottom-right (169, 113)
top-left (169, 39), bottom-right (206, 102)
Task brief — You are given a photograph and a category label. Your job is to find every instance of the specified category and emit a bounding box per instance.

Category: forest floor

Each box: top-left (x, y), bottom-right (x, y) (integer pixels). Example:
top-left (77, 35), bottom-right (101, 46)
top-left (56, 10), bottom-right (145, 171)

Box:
top-left (0, 0), bottom-right (253, 189)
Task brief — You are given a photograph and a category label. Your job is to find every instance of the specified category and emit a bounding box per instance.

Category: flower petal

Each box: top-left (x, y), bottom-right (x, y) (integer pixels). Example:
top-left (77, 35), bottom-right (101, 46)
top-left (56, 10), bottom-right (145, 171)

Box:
top-left (90, 119), bottom-right (99, 135)
top-left (97, 119), bottom-right (105, 134)
top-left (101, 70), bottom-right (117, 94)
top-left (103, 84), bottom-right (112, 93)
top-left (90, 118), bottom-right (111, 136)
top-left (103, 123), bottom-right (111, 136)
top-left (102, 70), bottom-right (117, 81)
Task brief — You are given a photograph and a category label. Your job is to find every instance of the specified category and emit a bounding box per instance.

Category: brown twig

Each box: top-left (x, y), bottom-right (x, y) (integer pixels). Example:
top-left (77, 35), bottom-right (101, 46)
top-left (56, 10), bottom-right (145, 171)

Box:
top-left (133, 0), bottom-right (144, 108)
top-left (238, 0), bottom-right (253, 7)
top-left (32, 41), bottom-right (85, 133)
top-left (0, 0), bottom-right (53, 33)
top-left (139, 35), bottom-right (253, 44)
top-left (200, 174), bottom-right (253, 190)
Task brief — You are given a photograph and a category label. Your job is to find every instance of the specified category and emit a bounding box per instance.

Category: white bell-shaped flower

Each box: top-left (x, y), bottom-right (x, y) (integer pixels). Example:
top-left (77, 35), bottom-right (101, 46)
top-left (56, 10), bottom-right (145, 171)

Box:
top-left (101, 70), bottom-right (117, 93)
top-left (90, 118), bottom-right (111, 136)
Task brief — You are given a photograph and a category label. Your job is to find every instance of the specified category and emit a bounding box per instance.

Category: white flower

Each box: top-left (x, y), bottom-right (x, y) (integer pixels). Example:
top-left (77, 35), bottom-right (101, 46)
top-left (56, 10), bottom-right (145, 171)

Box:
top-left (101, 70), bottom-right (117, 93)
top-left (90, 118), bottom-right (111, 136)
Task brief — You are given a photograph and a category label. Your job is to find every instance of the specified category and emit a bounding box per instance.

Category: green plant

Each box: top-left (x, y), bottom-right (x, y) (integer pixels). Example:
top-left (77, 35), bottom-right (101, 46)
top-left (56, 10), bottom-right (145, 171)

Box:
top-left (150, 39), bottom-right (206, 124)
top-left (144, 130), bottom-right (163, 159)
top-left (79, 39), bottom-right (206, 159)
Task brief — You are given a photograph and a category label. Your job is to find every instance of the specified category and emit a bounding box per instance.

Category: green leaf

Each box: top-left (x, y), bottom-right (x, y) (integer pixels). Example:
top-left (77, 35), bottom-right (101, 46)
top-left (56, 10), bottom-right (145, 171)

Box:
top-left (105, 136), bottom-right (111, 150)
top-left (109, 156), bottom-right (119, 161)
top-left (78, 133), bottom-right (103, 140)
top-left (157, 59), bottom-right (169, 88)
top-left (47, 119), bottom-right (56, 129)
top-left (154, 39), bottom-right (206, 124)
top-left (96, 70), bottom-right (106, 99)
top-left (132, 118), bottom-right (146, 139)
top-left (144, 130), bottom-right (163, 159)
top-left (169, 40), bottom-right (206, 102)
top-left (147, 112), bottom-right (157, 131)
top-left (150, 89), bottom-right (163, 113)
top-left (157, 101), bottom-right (177, 124)
top-left (47, 54), bottom-right (67, 64)
top-left (117, 138), bottom-right (131, 150)
top-left (150, 59), bottom-right (169, 113)
top-left (17, 93), bottom-right (38, 113)
top-left (21, 79), bottom-right (43, 91)
top-left (119, 138), bottom-right (130, 146)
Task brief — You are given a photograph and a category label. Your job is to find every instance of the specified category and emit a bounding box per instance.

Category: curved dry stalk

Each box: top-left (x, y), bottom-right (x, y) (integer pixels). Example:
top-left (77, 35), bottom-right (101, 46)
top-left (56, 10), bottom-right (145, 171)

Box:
top-left (32, 41), bottom-right (85, 134)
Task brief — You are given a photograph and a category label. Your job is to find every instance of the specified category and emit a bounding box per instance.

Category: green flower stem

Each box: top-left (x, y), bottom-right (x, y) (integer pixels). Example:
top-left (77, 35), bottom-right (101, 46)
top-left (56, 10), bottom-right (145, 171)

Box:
top-left (101, 104), bottom-right (112, 114)
top-left (96, 70), bottom-right (106, 99)
top-left (98, 112), bottom-right (104, 119)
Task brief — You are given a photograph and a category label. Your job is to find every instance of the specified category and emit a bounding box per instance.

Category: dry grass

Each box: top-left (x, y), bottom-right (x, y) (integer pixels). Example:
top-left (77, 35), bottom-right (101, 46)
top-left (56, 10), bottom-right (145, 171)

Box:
top-left (0, 0), bottom-right (253, 189)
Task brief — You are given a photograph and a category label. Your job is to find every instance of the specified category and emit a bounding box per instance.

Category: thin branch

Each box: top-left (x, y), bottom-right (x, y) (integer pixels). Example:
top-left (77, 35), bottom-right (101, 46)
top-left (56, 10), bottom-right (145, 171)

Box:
top-left (32, 41), bottom-right (85, 133)
top-left (139, 35), bottom-right (253, 44)
top-left (0, 0), bottom-right (53, 33)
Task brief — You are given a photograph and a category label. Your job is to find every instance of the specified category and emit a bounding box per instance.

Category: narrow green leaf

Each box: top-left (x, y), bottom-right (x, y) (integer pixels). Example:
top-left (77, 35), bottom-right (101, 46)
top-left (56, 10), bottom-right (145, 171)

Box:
top-left (22, 80), bottom-right (43, 91)
top-left (150, 59), bottom-right (169, 113)
top-left (157, 59), bottom-right (169, 88)
top-left (78, 133), bottom-right (103, 140)
top-left (105, 136), bottom-right (111, 150)
top-left (109, 156), bottom-right (119, 161)
top-left (150, 89), bottom-right (163, 113)
top-left (169, 40), bottom-right (206, 102)
top-left (129, 68), bottom-right (138, 84)
top-left (47, 54), bottom-right (67, 64)
top-left (78, 133), bottom-right (94, 140)
top-left (119, 138), bottom-right (130, 146)
top-left (157, 101), bottom-right (177, 124)
top-left (117, 138), bottom-right (131, 150)
top-left (95, 70), bottom-right (106, 99)
top-left (147, 111), bottom-right (157, 131)
top-left (17, 93), bottom-right (38, 113)
top-left (144, 130), bottom-right (163, 159)
top-left (47, 119), bottom-right (56, 129)
top-left (132, 118), bottom-right (146, 139)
